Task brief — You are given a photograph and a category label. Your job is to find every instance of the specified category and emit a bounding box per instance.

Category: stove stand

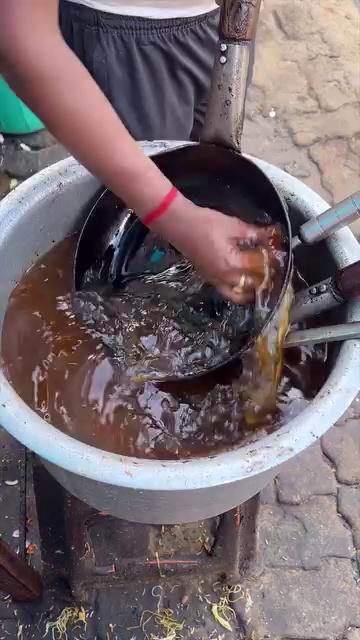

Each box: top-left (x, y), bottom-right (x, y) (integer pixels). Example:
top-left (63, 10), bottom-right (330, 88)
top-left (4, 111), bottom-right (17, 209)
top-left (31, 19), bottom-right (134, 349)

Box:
top-left (62, 491), bottom-right (260, 604)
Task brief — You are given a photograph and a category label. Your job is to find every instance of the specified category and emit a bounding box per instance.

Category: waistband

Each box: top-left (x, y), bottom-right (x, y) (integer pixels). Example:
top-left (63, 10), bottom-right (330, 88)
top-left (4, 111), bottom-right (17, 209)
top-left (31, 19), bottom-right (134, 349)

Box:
top-left (61, 1), bottom-right (220, 34)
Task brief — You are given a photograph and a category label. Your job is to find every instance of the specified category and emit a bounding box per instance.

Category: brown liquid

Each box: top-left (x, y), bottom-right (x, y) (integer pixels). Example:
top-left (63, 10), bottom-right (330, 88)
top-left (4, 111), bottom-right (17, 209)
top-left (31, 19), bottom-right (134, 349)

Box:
top-left (1, 236), bottom-right (329, 460)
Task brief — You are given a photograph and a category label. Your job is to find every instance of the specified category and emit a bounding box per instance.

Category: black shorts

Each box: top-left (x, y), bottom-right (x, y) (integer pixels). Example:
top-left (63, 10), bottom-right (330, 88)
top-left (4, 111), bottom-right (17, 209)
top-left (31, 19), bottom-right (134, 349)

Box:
top-left (59, 1), bottom-right (253, 142)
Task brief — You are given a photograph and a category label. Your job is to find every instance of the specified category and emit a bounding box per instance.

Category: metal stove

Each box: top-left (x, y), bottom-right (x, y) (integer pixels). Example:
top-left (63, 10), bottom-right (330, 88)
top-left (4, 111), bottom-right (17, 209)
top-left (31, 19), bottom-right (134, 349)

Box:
top-left (1, 439), bottom-right (260, 639)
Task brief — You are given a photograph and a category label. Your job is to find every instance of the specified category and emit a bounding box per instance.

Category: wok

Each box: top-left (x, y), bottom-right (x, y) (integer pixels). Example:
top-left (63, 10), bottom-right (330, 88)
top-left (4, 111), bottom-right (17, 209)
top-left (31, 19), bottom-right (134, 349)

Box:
top-left (74, 0), bottom-right (293, 376)
top-left (74, 0), bottom-right (360, 381)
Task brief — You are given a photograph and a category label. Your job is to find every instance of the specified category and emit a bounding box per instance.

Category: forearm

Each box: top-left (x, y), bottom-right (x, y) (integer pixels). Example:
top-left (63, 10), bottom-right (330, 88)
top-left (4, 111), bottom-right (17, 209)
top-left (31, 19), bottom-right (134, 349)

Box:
top-left (0, 4), bottom-right (171, 217)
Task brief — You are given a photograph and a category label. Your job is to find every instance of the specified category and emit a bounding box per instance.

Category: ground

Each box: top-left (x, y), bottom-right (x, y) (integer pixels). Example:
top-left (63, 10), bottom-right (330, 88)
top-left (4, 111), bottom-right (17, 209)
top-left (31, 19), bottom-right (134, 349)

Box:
top-left (0, 0), bottom-right (359, 638)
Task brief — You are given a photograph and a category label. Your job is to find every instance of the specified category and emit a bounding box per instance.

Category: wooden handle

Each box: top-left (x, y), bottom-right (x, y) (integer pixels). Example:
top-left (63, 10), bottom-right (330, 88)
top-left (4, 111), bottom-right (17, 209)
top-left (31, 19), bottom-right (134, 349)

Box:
top-left (335, 260), bottom-right (360, 301)
top-left (220, 0), bottom-right (262, 41)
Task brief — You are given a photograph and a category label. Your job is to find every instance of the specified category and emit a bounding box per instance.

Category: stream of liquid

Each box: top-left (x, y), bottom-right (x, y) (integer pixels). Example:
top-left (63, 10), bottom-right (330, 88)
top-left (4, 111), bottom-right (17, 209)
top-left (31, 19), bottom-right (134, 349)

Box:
top-left (1, 236), bottom-right (330, 460)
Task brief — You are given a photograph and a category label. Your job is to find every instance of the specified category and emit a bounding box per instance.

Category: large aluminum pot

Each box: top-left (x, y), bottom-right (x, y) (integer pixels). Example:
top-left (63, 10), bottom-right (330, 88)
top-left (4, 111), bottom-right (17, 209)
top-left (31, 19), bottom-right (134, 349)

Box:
top-left (0, 143), bottom-right (359, 524)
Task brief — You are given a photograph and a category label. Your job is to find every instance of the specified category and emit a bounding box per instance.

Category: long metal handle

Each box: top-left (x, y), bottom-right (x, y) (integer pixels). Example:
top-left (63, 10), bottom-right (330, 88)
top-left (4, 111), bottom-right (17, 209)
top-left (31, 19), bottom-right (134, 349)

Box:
top-left (285, 322), bottom-right (360, 348)
top-left (201, 0), bottom-right (262, 151)
top-left (292, 191), bottom-right (360, 248)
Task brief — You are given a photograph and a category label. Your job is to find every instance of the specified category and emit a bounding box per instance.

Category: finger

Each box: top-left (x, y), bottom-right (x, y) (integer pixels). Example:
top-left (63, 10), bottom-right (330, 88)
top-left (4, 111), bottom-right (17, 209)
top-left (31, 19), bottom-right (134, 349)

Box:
top-left (217, 283), bottom-right (254, 305)
top-left (231, 272), bottom-right (264, 293)
top-left (219, 263), bottom-right (267, 290)
top-left (228, 247), bottom-right (270, 276)
top-left (233, 219), bottom-right (285, 247)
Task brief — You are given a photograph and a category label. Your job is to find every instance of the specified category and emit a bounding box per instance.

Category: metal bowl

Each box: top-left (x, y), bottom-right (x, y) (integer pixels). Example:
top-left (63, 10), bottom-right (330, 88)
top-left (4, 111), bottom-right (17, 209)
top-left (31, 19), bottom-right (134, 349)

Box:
top-left (0, 143), bottom-right (359, 524)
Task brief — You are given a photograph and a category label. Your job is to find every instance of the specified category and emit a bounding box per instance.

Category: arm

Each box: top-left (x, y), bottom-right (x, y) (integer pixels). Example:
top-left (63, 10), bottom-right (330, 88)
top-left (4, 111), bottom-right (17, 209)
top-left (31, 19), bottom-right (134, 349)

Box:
top-left (0, 0), bottom-right (269, 303)
top-left (0, 0), bottom-right (172, 217)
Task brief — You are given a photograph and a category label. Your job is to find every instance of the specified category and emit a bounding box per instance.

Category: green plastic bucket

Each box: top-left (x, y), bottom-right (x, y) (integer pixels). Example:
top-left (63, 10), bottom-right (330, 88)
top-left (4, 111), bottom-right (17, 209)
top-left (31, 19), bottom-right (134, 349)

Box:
top-left (0, 76), bottom-right (43, 135)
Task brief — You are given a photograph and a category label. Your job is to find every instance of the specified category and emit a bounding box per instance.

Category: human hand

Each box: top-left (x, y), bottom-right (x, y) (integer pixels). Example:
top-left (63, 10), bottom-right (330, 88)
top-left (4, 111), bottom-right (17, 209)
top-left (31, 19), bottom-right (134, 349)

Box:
top-left (151, 193), bottom-right (278, 304)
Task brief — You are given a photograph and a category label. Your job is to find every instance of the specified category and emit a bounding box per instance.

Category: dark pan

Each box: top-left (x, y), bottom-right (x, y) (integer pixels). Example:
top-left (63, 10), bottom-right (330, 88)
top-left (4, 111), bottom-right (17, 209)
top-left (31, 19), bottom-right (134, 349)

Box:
top-left (74, 0), bottom-right (293, 380)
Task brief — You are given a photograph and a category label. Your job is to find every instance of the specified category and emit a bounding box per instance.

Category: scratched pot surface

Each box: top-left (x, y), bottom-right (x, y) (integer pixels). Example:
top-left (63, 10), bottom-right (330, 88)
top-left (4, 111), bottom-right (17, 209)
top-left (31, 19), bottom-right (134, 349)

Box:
top-left (1, 235), bottom-right (330, 460)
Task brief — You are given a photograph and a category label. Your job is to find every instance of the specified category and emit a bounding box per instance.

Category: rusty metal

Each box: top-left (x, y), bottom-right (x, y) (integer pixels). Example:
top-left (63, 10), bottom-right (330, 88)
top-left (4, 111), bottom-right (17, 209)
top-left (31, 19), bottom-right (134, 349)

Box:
top-left (63, 492), bottom-right (260, 602)
top-left (0, 538), bottom-right (42, 602)
top-left (336, 259), bottom-right (360, 300)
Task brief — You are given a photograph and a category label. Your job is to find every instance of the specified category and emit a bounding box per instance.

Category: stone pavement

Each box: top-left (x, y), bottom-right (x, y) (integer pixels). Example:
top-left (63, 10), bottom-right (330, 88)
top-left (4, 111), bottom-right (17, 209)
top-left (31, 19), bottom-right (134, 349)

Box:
top-left (249, 394), bottom-right (360, 640)
top-left (242, 0), bottom-right (360, 222)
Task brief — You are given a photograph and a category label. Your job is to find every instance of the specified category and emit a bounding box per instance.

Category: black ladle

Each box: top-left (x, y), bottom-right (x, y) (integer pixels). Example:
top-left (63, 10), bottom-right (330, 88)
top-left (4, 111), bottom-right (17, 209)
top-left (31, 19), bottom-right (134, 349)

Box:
top-left (74, 0), bottom-right (360, 381)
top-left (74, 0), bottom-right (294, 382)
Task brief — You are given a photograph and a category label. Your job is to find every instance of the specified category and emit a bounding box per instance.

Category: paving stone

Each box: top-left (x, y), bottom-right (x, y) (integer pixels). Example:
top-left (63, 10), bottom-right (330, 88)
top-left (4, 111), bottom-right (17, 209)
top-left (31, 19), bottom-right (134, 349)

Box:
top-left (0, 598), bottom-right (14, 622)
top-left (0, 620), bottom-right (20, 639)
top-left (12, 130), bottom-right (58, 150)
top-left (0, 174), bottom-right (13, 200)
top-left (252, 558), bottom-right (360, 639)
top-left (260, 481), bottom-right (277, 505)
top-left (338, 486), bottom-right (360, 548)
top-left (3, 144), bottom-right (68, 179)
top-left (335, 396), bottom-right (360, 424)
top-left (276, 443), bottom-right (336, 505)
top-left (0, 428), bottom-right (26, 550)
top-left (245, 0), bottom-right (360, 204)
top-left (305, 51), bottom-right (359, 113)
top-left (355, 550), bottom-right (360, 582)
top-left (309, 138), bottom-right (360, 203)
top-left (273, 1), bottom-right (318, 41)
top-left (322, 420), bottom-right (360, 485)
top-left (259, 504), bottom-right (306, 569)
top-left (242, 107), bottom-right (330, 201)
top-left (285, 496), bottom-right (354, 569)
top-left (259, 496), bottom-right (353, 570)
top-left (285, 103), bottom-right (360, 147)
top-left (253, 27), bottom-right (319, 118)
top-left (349, 136), bottom-right (360, 157)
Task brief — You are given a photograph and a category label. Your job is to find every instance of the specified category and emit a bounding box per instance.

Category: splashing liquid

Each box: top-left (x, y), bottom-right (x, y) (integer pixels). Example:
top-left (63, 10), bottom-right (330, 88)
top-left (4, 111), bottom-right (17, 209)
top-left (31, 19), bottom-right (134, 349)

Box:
top-left (1, 236), bottom-right (329, 460)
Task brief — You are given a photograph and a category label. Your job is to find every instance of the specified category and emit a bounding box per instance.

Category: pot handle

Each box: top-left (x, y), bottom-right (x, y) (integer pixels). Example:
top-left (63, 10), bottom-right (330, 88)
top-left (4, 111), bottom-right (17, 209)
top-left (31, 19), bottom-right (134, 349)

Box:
top-left (335, 260), bottom-right (360, 301)
top-left (201, 0), bottom-right (262, 150)
top-left (220, 0), bottom-right (262, 41)
top-left (290, 259), bottom-right (360, 324)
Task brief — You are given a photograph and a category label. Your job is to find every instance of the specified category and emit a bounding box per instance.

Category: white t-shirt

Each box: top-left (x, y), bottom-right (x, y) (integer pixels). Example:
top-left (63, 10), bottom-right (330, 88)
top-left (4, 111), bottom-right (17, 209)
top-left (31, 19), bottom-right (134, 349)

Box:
top-left (67, 1), bottom-right (218, 18)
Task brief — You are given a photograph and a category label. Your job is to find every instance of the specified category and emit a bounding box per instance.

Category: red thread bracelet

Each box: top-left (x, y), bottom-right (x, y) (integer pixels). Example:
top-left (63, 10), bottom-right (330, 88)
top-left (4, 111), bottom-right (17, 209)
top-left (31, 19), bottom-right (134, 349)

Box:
top-left (142, 186), bottom-right (178, 227)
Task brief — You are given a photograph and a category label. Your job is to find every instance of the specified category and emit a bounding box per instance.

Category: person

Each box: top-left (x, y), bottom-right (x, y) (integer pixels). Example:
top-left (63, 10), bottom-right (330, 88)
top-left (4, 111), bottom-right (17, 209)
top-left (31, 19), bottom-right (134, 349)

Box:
top-left (0, 0), bottom-right (266, 303)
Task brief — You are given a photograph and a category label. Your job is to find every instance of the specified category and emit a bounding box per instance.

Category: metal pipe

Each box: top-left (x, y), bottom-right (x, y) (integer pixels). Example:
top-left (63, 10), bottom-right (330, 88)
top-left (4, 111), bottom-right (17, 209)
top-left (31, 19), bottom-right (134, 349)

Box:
top-left (293, 191), bottom-right (360, 248)
top-left (285, 322), bottom-right (360, 348)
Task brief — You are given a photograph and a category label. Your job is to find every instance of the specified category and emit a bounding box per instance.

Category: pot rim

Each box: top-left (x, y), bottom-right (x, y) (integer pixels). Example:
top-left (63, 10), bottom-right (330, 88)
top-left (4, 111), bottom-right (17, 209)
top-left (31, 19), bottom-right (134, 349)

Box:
top-left (0, 147), bottom-right (359, 492)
